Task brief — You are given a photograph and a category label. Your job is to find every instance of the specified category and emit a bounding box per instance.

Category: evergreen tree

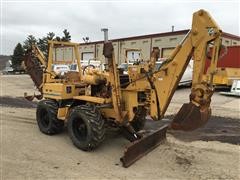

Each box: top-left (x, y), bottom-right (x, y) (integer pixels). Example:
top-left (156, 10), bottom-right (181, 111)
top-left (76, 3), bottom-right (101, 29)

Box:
top-left (37, 32), bottom-right (55, 57)
top-left (61, 29), bottom-right (71, 42)
top-left (22, 30), bottom-right (71, 57)
top-left (11, 43), bottom-right (24, 70)
top-left (23, 35), bottom-right (37, 51)
top-left (37, 37), bottom-right (47, 54)
top-left (54, 36), bottom-right (61, 41)
top-left (47, 32), bottom-right (55, 40)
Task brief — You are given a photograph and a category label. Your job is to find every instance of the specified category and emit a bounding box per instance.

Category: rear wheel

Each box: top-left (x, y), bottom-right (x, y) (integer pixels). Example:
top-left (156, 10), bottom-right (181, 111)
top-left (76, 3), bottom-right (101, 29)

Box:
top-left (67, 104), bottom-right (105, 151)
top-left (36, 99), bottom-right (64, 135)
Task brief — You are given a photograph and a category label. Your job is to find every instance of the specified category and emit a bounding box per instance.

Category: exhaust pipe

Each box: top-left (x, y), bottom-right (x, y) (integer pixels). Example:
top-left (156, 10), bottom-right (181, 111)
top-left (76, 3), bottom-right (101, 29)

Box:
top-left (101, 28), bottom-right (109, 42)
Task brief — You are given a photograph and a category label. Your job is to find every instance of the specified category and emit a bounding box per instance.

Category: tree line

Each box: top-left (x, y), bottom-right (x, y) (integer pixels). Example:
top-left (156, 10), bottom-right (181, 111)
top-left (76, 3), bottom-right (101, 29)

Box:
top-left (11, 29), bottom-right (71, 70)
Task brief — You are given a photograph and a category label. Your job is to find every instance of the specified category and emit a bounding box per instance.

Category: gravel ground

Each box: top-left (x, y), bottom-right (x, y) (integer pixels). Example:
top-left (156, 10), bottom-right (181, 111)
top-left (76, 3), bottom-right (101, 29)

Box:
top-left (0, 74), bottom-right (239, 179)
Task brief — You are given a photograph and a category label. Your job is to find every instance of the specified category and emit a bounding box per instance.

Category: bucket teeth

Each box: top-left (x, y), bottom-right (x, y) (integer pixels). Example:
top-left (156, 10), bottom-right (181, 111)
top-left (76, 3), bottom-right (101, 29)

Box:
top-left (120, 125), bottom-right (168, 168)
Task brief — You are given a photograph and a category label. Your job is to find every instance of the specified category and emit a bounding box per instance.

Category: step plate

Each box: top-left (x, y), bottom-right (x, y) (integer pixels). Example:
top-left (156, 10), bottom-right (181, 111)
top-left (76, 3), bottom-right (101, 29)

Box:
top-left (120, 124), bottom-right (168, 168)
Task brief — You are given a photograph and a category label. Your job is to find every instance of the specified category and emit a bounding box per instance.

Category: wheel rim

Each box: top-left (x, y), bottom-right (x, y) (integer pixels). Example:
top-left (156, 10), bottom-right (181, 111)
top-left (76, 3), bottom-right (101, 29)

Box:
top-left (72, 117), bottom-right (88, 141)
top-left (40, 108), bottom-right (50, 128)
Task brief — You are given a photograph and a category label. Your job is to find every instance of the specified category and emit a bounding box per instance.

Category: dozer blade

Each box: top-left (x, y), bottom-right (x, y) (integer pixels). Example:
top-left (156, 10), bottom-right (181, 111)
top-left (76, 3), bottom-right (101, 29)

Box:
top-left (120, 124), bottom-right (168, 168)
top-left (170, 102), bottom-right (211, 131)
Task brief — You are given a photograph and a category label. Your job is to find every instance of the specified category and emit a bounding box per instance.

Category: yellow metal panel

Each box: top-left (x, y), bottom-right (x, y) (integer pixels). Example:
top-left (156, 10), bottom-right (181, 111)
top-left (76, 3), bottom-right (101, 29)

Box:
top-left (100, 108), bottom-right (116, 119)
top-left (204, 68), bottom-right (240, 86)
top-left (73, 96), bottom-right (111, 104)
top-left (57, 107), bottom-right (69, 120)
top-left (100, 108), bottom-right (128, 120)
top-left (122, 91), bottom-right (138, 121)
top-left (150, 89), bottom-right (158, 120)
top-left (43, 83), bottom-right (76, 99)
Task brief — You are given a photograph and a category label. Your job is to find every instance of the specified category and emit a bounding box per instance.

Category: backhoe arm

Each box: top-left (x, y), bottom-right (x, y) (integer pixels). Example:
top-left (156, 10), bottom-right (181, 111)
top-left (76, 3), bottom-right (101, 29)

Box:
top-left (150, 9), bottom-right (222, 130)
top-left (31, 45), bottom-right (47, 66)
top-left (24, 44), bottom-right (55, 100)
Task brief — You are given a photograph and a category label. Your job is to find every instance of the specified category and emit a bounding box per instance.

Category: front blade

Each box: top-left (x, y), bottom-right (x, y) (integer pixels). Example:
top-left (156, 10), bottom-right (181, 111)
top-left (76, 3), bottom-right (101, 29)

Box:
top-left (120, 125), bottom-right (168, 168)
top-left (170, 102), bottom-right (211, 131)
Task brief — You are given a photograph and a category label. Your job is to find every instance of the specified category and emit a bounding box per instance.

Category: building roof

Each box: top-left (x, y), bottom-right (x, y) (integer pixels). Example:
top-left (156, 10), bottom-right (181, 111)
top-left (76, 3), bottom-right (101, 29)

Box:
top-left (82, 29), bottom-right (240, 45)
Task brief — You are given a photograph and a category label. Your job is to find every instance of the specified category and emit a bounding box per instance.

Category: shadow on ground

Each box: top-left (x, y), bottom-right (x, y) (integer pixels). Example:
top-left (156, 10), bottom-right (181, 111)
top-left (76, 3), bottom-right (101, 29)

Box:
top-left (0, 96), bottom-right (37, 108)
top-left (145, 116), bottom-right (240, 145)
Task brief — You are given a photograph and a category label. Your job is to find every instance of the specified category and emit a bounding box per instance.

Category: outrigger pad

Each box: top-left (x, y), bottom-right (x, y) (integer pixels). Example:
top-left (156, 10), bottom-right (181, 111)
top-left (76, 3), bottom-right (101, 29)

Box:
top-left (120, 125), bottom-right (168, 168)
top-left (24, 93), bottom-right (43, 101)
top-left (24, 95), bottom-right (34, 101)
top-left (170, 102), bottom-right (211, 131)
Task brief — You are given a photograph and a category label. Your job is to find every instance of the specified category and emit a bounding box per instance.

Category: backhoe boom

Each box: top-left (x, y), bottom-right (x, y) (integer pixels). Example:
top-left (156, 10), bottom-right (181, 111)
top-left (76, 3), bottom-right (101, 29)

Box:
top-left (148, 10), bottom-right (221, 130)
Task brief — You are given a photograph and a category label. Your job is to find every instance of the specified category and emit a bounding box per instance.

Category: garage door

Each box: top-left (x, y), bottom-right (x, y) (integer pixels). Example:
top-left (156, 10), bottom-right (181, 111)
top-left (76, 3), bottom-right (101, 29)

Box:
top-left (162, 48), bottom-right (175, 58)
top-left (82, 52), bottom-right (94, 61)
top-left (126, 51), bottom-right (141, 63)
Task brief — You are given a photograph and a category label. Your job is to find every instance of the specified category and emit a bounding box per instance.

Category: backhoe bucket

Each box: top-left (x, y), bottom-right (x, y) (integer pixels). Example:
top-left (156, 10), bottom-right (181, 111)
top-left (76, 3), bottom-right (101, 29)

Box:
top-left (120, 125), bottom-right (168, 167)
top-left (170, 102), bottom-right (211, 131)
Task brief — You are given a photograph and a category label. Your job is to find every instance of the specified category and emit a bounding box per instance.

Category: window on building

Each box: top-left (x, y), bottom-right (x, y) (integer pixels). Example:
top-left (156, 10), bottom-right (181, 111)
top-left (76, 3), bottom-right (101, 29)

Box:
top-left (155, 39), bottom-right (161, 42)
top-left (225, 40), bottom-right (229, 44)
top-left (126, 50), bottom-right (141, 63)
top-left (82, 52), bottom-right (94, 61)
top-left (162, 47), bottom-right (175, 58)
top-left (131, 42), bottom-right (136, 45)
top-left (233, 42), bottom-right (237, 45)
top-left (169, 37), bottom-right (177, 41)
top-left (143, 40), bottom-right (148, 43)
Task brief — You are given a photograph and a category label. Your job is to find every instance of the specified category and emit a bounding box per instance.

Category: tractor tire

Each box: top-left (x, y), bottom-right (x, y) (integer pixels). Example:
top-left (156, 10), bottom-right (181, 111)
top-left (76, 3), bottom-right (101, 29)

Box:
top-left (131, 107), bottom-right (147, 131)
top-left (67, 105), bottom-right (105, 151)
top-left (36, 99), bottom-right (64, 135)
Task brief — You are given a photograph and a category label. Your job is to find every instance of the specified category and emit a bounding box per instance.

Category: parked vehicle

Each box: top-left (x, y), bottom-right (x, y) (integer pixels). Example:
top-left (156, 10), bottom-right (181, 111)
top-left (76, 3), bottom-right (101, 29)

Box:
top-left (70, 60), bottom-right (102, 71)
top-left (2, 66), bottom-right (14, 74)
top-left (118, 60), bottom-right (193, 86)
top-left (220, 79), bottom-right (240, 97)
top-left (52, 64), bottom-right (70, 76)
top-left (179, 60), bottom-right (193, 86)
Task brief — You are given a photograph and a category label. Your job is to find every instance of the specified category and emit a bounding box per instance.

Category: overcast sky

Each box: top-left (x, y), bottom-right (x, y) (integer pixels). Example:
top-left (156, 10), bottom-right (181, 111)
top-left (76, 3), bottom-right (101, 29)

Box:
top-left (1, 0), bottom-right (239, 55)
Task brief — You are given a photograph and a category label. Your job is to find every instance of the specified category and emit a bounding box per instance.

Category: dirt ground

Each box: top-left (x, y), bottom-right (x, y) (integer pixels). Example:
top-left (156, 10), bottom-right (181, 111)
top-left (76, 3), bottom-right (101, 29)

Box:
top-left (0, 74), bottom-right (239, 179)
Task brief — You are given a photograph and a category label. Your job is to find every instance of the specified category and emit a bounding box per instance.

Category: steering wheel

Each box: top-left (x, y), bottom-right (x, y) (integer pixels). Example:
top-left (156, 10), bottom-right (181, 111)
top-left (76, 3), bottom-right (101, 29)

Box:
top-left (82, 64), bottom-right (95, 75)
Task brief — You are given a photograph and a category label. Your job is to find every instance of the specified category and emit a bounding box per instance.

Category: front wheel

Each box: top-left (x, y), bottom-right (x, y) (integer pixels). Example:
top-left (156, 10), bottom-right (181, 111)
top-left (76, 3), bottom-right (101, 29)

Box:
top-left (67, 105), bottom-right (105, 151)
